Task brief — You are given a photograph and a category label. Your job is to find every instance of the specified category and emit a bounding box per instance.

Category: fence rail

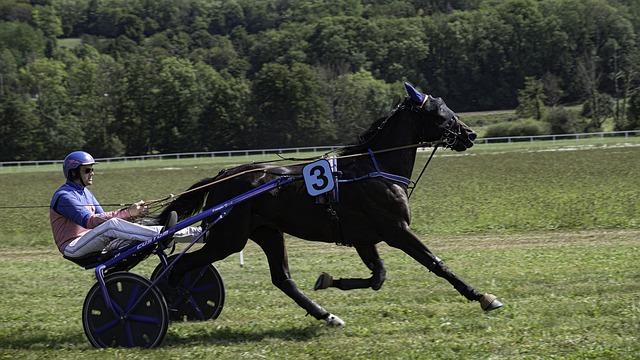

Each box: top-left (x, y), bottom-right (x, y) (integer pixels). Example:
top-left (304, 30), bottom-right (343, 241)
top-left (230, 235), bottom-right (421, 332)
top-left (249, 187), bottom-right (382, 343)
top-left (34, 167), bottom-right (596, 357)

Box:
top-left (0, 146), bottom-right (342, 167)
top-left (478, 129), bottom-right (640, 144)
top-left (1, 130), bottom-right (638, 167)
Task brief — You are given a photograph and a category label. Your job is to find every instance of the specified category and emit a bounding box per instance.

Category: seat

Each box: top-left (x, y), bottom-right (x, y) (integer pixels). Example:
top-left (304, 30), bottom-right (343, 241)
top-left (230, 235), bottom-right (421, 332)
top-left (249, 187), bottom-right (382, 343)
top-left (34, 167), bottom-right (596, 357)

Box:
top-left (63, 252), bottom-right (102, 268)
top-left (64, 241), bottom-right (154, 271)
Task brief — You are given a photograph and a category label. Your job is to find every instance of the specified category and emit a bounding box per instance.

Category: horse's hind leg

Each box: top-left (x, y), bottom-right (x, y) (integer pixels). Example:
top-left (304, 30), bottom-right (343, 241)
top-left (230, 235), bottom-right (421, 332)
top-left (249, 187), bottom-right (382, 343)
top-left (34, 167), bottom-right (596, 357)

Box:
top-left (168, 205), bottom-right (251, 286)
top-left (386, 228), bottom-right (503, 311)
top-left (250, 226), bottom-right (345, 326)
top-left (167, 239), bottom-right (241, 286)
top-left (314, 244), bottom-right (387, 291)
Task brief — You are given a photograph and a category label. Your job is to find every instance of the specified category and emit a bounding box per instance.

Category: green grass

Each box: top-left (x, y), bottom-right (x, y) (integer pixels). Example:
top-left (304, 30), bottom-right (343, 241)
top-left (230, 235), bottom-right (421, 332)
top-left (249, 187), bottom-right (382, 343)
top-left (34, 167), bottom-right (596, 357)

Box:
top-left (411, 141), bottom-right (640, 235)
top-left (1, 139), bottom-right (638, 247)
top-left (57, 38), bottom-right (82, 49)
top-left (459, 105), bottom-right (622, 136)
top-left (459, 109), bottom-right (518, 127)
top-left (458, 110), bottom-right (517, 138)
top-left (0, 140), bottom-right (639, 358)
top-left (1, 232), bottom-right (638, 358)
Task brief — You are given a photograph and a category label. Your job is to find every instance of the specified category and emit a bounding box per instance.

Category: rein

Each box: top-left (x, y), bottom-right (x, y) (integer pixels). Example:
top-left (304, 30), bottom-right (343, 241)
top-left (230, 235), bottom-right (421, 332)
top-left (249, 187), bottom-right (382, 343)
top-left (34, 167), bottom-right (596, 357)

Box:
top-left (0, 203), bottom-right (130, 209)
top-left (143, 142), bottom-right (442, 210)
top-left (0, 143), bottom-right (437, 212)
top-left (408, 145), bottom-right (439, 199)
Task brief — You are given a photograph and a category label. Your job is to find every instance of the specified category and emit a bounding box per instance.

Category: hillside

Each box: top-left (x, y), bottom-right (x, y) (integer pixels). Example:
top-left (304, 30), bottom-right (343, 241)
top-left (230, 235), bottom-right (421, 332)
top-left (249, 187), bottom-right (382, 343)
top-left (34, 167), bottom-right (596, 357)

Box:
top-left (1, 0), bottom-right (639, 160)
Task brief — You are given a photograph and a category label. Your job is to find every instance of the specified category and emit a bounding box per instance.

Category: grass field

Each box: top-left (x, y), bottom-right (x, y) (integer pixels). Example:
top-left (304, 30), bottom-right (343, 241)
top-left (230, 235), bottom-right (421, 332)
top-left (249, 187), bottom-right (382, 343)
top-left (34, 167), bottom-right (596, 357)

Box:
top-left (0, 139), bottom-right (639, 358)
top-left (458, 105), bottom-right (617, 137)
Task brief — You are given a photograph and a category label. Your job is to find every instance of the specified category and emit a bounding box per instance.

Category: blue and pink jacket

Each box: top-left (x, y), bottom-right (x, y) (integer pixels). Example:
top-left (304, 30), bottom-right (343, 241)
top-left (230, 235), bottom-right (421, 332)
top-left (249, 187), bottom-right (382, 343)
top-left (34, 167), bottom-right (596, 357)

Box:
top-left (50, 181), bottom-right (132, 253)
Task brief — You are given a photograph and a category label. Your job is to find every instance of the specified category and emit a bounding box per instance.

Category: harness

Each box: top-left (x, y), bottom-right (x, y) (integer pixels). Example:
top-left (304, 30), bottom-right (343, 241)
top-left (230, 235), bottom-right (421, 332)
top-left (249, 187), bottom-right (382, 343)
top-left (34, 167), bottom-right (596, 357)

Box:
top-left (337, 149), bottom-right (411, 187)
top-left (319, 146), bottom-right (438, 246)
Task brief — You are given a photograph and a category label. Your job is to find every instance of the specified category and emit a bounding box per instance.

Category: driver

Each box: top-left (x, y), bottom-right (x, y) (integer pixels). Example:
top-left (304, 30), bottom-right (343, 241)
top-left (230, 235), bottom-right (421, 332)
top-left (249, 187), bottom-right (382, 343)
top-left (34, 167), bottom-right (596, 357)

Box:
top-left (50, 151), bottom-right (201, 261)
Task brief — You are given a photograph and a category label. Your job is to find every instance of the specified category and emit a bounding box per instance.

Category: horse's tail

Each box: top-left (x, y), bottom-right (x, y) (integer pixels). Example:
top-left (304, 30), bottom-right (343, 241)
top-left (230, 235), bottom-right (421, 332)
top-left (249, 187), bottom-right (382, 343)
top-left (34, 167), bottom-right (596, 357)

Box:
top-left (156, 176), bottom-right (218, 224)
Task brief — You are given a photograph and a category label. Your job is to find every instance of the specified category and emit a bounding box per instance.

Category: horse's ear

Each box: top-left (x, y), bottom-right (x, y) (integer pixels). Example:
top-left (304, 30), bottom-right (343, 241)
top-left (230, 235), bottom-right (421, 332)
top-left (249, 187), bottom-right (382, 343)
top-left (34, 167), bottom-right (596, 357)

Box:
top-left (404, 82), bottom-right (426, 106)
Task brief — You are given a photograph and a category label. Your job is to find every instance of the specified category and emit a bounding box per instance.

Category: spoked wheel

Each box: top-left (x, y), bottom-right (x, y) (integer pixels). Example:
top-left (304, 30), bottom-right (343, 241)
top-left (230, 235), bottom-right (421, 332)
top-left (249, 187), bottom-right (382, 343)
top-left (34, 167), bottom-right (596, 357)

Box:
top-left (82, 272), bottom-right (169, 348)
top-left (151, 255), bottom-right (225, 322)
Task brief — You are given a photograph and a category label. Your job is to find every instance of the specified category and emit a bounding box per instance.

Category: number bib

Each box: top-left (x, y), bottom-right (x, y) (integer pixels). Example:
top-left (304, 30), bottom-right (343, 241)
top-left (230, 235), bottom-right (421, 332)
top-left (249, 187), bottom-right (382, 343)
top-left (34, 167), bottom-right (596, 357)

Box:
top-left (302, 159), bottom-right (336, 197)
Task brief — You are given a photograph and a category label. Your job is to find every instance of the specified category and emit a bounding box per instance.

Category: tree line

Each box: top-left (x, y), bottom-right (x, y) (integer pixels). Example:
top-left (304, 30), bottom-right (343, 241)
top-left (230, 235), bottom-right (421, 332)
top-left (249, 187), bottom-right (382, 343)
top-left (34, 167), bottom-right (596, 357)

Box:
top-left (1, 0), bottom-right (639, 161)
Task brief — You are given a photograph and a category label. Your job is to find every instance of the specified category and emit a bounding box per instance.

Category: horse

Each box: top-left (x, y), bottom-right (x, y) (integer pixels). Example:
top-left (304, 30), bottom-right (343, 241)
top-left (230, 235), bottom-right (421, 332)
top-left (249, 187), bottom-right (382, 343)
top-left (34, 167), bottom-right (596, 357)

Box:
top-left (156, 83), bottom-right (503, 326)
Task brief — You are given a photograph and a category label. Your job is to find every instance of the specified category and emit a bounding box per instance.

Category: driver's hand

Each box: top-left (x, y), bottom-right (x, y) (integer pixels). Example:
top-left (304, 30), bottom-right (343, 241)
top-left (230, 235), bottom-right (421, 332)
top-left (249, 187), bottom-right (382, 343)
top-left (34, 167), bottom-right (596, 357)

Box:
top-left (128, 200), bottom-right (149, 218)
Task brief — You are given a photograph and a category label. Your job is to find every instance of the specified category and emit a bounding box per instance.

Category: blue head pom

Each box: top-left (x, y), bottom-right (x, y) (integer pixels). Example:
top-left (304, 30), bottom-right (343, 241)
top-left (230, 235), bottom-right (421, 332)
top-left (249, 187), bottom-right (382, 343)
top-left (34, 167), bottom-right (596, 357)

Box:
top-left (404, 82), bottom-right (426, 105)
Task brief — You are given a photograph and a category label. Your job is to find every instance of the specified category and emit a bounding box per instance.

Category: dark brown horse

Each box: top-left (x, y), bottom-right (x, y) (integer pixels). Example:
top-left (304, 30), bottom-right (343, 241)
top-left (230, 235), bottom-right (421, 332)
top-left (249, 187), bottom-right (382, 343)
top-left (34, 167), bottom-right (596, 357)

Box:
top-left (158, 83), bottom-right (502, 326)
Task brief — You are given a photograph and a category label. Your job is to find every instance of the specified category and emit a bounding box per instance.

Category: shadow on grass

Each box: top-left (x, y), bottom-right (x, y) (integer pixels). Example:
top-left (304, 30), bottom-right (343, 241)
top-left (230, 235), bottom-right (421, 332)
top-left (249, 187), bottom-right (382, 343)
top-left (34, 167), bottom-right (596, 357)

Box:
top-left (0, 324), bottom-right (323, 350)
top-left (163, 324), bottom-right (323, 347)
top-left (0, 332), bottom-right (89, 350)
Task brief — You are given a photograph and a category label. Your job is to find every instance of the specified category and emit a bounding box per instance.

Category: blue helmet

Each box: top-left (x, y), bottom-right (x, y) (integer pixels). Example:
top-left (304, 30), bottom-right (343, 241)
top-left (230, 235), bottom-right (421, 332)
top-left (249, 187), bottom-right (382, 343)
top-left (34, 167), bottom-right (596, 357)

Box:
top-left (63, 151), bottom-right (96, 179)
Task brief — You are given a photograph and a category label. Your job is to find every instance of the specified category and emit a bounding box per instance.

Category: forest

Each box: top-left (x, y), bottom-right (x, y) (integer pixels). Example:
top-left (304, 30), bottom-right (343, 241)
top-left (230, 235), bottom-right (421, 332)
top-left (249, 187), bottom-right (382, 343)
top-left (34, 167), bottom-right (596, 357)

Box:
top-left (1, 0), bottom-right (639, 160)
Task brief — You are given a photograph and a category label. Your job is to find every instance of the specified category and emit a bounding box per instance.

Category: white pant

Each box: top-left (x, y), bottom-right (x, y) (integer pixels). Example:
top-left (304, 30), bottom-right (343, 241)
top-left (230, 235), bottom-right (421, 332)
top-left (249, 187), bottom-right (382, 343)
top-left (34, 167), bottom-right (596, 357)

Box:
top-left (63, 218), bottom-right (201, 258)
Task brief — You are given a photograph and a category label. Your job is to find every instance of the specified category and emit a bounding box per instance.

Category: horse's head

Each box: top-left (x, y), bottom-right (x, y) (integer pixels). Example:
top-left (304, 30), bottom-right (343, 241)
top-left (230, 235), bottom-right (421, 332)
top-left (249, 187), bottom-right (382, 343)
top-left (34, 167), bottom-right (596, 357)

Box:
top-left (404, 83), bottom-right (476, 151)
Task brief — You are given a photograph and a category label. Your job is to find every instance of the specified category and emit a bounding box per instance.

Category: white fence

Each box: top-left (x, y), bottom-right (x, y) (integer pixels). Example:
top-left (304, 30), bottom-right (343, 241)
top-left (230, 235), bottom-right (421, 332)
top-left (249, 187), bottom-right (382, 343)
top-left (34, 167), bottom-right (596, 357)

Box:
top-left (0, 145), bottom-right (341, 167)
top-left (1, 130), bottom-right (638, 167)
top-left (478, 129), bottom-right (640, 144)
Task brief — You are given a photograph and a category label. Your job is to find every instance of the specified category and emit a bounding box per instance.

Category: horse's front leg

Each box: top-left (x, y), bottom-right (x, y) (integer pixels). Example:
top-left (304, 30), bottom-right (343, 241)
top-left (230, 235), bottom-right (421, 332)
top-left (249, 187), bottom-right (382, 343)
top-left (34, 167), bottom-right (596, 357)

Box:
top-left (385, 227), bottom-right (503, 311)
top-left (251, 226), bottom-right (345, 326)
top-left (314, 244), bottom-right (387, 291)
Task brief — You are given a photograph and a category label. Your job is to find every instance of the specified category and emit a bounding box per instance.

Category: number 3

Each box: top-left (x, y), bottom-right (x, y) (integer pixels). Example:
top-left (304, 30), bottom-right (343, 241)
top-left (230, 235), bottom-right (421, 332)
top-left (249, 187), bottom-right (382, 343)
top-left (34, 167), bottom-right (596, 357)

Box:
top-left (310, 165), bottom-right (329, 191)
top-left (303, 160), bottom-right (335, 196)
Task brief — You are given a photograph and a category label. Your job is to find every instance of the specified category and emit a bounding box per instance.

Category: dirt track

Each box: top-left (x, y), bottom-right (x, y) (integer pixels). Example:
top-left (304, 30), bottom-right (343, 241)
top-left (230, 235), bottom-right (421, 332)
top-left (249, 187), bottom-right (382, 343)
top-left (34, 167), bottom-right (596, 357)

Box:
top-left (3, 229), bottom-right (637, 261)
top-left (425, 229), bottom-right (640, 250)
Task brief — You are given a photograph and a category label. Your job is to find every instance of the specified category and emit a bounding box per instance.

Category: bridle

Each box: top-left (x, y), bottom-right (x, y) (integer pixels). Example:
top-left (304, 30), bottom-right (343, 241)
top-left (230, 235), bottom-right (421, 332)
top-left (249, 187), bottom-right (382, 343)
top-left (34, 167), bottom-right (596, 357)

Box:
top-left (404, 96), bottom-right (468, 151)
top-left (441, 115), bottom-right (468, 149)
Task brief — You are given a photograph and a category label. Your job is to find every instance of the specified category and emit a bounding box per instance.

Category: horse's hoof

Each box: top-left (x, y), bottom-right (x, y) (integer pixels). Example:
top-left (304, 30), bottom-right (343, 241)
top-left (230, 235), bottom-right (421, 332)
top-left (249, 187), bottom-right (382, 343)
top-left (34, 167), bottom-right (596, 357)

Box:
top-left (480, 293), bottom-right (503, 311)
top-left (325, 313), bottom-right (345, 327)
top-left (314, 272), bottom-right (333, 291)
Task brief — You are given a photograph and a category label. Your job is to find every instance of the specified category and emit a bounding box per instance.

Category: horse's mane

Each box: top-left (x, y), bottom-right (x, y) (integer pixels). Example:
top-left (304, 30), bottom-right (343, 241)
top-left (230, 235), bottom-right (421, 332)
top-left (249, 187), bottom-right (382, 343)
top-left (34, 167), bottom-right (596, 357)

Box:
top-left (338, 98), bottom-right (405, 155)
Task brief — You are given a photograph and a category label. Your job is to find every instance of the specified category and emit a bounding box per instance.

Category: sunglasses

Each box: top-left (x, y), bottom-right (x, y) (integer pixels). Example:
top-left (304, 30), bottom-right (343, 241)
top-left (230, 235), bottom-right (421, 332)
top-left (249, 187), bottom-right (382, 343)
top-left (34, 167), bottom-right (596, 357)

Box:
top-left (83, 168), bottom-right (94, 174)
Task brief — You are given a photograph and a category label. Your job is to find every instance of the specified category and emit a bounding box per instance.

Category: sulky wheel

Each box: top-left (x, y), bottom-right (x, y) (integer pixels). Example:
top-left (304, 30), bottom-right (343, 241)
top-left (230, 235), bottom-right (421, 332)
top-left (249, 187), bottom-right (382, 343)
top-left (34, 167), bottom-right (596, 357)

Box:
top-left (151, 255), bottom-right (225, 322)
top-left (82, 272), bottom-right (169, 348)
